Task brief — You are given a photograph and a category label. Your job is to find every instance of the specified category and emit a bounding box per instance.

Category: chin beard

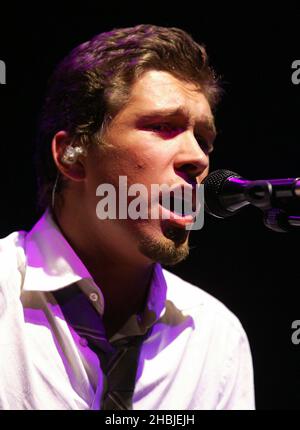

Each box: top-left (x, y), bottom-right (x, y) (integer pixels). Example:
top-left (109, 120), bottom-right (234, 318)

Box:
top-left (138, 226), bottom-right (190, 266)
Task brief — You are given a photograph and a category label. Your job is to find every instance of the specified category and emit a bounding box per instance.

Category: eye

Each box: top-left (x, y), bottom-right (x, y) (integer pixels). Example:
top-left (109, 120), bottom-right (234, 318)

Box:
top-left (145, 123), bottom-right (184, 137)
top-left (148, 124), bottom-right (174, 132)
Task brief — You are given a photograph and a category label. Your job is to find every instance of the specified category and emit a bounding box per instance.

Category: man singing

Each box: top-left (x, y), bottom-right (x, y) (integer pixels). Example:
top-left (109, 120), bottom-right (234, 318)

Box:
top-left (0, 24), bottom-right (255, 409)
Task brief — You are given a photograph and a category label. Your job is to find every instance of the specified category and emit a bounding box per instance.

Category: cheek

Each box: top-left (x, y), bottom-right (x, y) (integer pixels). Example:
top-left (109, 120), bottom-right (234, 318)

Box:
top-left (87, 152), bottom-right (154, 192)
top-left (115, 146), bottom-right (160, 181)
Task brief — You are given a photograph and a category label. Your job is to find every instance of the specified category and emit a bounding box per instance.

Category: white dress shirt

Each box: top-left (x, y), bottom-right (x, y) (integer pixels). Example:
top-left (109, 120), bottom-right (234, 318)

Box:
top-left (0, 211), bottom-right (255, 410)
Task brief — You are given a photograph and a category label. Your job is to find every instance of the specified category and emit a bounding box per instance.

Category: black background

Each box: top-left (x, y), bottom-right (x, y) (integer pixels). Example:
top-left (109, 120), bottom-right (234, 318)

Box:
top-left (1, 5), bottom-right (300, 409)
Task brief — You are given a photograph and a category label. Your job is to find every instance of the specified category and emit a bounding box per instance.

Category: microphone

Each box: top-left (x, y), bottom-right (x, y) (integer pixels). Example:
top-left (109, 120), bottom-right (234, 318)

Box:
top-left (203, 169), bottom-right (300, 219)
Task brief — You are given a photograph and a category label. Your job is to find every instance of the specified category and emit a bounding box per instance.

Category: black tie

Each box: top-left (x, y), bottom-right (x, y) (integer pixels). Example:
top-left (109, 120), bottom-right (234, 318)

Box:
top-left (53, 284), bottom-right (149, 409)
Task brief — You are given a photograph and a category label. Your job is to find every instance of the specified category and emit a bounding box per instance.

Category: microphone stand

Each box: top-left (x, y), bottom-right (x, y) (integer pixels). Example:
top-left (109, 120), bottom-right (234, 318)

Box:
top-left (263, 209), bottom-right (300, 233)
top-left (242, 179), bottom-right (300, 233)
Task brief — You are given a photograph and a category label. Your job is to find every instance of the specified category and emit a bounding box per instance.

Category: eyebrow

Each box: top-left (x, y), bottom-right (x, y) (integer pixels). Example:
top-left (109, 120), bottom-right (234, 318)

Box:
top-left (136, 106), bottom-right (217, 137)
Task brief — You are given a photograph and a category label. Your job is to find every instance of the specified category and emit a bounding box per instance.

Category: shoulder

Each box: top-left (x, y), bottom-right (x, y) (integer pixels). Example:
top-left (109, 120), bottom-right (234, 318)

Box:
top-left (162, 268), bottom-right (247, 339)
top-left (0, 230), bottom-right (26, 297)
top-left (161, 270), bottom-right (255, 410)
top-left (0, 230), bottom-right (26, 268)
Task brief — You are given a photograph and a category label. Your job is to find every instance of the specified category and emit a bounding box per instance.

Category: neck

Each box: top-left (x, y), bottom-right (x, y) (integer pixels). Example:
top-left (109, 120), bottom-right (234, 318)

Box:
top-left (53, 204), bottom-right (155, 336)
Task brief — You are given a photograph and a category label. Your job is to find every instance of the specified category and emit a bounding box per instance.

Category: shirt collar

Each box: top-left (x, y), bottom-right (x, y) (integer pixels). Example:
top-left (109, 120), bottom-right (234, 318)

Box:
top-left (22, 210), bottom-right (167, 333)
top-left (23, 210), bottom-right (93, 293)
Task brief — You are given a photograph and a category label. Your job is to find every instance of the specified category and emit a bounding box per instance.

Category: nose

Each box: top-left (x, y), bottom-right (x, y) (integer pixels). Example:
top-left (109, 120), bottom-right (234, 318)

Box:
top-left (174, 132), bottom-right (209, 183)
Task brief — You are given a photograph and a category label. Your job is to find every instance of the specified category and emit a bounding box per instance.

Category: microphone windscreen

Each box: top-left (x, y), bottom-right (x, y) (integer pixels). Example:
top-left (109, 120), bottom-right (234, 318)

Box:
top-left (203, 169), bottom-right (240, 218)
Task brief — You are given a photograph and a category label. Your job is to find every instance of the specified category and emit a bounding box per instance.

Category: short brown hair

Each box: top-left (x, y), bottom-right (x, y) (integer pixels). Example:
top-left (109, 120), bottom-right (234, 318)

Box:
top-left (35, 24), bottom-right (221, 209)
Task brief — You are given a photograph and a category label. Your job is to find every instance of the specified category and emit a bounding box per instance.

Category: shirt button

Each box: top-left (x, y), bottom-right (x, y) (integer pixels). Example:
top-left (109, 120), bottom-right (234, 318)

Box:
top-left (79, 337), bottom-right (88, 347)
top-left (89, 292), bottom-right (98, 302)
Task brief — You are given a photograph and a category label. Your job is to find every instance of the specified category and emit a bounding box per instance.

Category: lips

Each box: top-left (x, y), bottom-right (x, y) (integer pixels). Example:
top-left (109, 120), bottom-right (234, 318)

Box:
top-left (159, 185), bottom-right (199, 213)
top-left (158, 184), bottom-right (200, 227)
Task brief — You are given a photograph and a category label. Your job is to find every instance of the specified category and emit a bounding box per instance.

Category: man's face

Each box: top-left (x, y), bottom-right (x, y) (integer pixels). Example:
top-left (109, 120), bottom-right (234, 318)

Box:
top-left (84, 70), bottom-right (216, 265)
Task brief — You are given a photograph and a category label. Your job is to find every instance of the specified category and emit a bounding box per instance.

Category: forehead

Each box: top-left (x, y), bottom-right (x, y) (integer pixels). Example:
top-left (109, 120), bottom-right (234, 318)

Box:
top-left (123, 70), bottom-right (214, 124)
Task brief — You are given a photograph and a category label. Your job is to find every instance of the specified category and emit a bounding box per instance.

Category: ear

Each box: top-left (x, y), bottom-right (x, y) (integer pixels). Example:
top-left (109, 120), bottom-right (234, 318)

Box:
top-left (51, 131), bottom-right (86, 181)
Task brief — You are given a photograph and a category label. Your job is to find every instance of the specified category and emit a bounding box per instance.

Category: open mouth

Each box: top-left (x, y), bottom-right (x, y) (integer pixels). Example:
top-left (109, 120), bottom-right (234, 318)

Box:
top-left (159, 186), bottom-right (198, 216)
top-left (157, 185), bottom-right (200, 229)
top-left (171, 195), bottom-right (194, 216)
